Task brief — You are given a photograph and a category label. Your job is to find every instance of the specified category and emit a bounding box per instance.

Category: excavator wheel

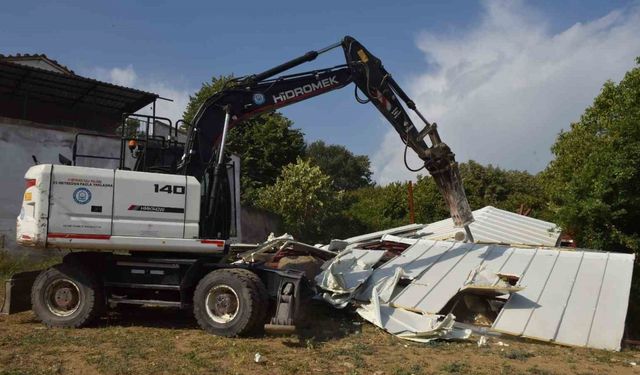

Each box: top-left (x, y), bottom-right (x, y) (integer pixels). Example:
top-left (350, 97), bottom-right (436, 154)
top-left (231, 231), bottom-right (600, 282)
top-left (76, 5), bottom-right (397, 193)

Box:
top-left (193, 268), bottom-right (268, 337)
top-left (31, 263), bottom-right (105, 328)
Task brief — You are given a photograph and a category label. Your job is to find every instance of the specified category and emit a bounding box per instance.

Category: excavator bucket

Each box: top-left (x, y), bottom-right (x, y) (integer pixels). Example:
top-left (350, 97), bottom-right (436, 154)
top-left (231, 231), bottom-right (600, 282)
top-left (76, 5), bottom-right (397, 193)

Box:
top-left (1, 270), bottom-right (40, 315)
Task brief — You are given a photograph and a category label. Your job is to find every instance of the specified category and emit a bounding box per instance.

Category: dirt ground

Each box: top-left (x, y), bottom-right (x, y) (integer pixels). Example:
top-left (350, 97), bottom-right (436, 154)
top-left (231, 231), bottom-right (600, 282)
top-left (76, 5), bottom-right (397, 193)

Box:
top-left (1, 295), bottom-right (639, 375)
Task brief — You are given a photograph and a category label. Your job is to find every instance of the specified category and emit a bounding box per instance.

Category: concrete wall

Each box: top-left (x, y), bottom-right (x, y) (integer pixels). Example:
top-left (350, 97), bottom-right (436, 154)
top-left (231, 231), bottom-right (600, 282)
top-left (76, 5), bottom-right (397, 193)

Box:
top-left (239, 206), bottom-right (282, 243)
top-left (0, 117), bottom-right (122, 252)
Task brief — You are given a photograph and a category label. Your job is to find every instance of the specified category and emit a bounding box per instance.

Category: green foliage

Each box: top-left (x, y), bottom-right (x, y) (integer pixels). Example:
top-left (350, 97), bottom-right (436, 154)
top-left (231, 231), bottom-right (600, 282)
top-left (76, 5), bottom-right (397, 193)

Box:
top-left (457, 161), bottom-right (550, 220)
top-left (339, 161), bottom-right (549, 236)
top-left (306, 140), bottom-right (373, 191)
top-left (226, 113), bottom-right (305, 202)
top-left (183, 75), bottom-right (306, 203)
top-left (256, 158), bottom-right (339, 242)
top-left (344, 183), bottom-right (410, 232)
top-left (542, 59), bottom-right (640, 253)
top-left (412, 174), bottom-right (450, 224)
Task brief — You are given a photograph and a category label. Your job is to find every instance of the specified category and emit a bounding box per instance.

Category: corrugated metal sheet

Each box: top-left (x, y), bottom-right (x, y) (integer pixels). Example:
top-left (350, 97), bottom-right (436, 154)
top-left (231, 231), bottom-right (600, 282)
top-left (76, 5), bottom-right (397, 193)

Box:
top-left (416, 206), bottom-right (561, 247)
top-left (0, 60), bottom-right (158, 113)
top-left (359, 239), bottom-right (634, 351)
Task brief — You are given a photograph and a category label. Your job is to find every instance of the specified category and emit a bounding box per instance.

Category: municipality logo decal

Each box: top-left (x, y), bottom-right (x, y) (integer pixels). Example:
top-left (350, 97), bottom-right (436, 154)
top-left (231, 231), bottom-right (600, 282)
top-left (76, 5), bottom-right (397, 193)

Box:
top-left (252, 93), bottom-right (266, 105)
top-left (73, 187), bottom-right (92, 204)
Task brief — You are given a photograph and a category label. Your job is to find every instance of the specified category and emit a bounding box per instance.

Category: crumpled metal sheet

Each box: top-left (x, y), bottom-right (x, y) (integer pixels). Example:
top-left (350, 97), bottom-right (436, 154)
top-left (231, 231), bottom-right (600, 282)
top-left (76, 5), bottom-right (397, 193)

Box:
top-left (356, 304), bottom-right (467, 342)
top-left (317, 235), bottom-right (634, 351)
top-left (355, 276), bottom-right (471, 342)
top-left (322, 223), bottom-right (425, 252)
top-left (315, 248), bottom-right (386, 307)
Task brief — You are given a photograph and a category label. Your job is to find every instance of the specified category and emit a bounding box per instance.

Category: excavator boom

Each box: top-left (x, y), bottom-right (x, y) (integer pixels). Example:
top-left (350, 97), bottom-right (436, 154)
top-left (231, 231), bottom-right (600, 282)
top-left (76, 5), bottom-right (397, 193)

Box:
top-left (181, 36), bottom-right (474, 240)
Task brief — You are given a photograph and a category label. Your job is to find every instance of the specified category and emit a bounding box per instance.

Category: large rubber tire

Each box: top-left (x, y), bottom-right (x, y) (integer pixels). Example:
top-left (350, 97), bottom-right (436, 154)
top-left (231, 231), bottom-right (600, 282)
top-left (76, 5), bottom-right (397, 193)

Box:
top-left (193, 268), bottom-right (268, 337)
top-left (31, 263), bottom-right (105, 328)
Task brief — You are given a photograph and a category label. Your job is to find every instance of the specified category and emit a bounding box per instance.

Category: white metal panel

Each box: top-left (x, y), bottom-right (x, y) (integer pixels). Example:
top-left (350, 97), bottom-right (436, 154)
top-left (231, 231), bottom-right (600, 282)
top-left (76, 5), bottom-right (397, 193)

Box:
top-left (392, 243), bottom-right (487, 313)
top-left (112, 170), bottom-right (187, 238)
top-left (496, 247), bottom-right (536, 276)
top-left (348, 237), bottom-right (633, 351)
top-left (48, 165), bottom-right (114, 236)
top-left (492, 249), bottom-right (559, 335)
top-left (522, 251), bottom-right (583, 341)
top-left (587, 253), bottom-right (634, 350)
top-left (184, 176), bottom-right (200, 238)
top-left (554, 252), bottom-right (608, 347)
top-left (356, 241), bottom-right (453, 301)
top-left (416, 206), bottom-right (561, 247)
top-left (481, 245), bottom-right (514, 273)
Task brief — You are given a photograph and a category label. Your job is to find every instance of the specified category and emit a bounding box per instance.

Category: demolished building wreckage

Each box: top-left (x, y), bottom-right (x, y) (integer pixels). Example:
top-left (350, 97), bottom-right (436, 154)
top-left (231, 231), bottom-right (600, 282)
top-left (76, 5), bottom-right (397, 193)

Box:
top-left (238, 206), bottom-right (635, 351)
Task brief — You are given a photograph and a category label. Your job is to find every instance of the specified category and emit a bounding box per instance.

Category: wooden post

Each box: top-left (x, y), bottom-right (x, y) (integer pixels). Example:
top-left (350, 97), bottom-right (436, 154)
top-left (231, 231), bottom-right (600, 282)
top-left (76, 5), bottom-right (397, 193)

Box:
top-left (408, 181), bottom-right (415, 224)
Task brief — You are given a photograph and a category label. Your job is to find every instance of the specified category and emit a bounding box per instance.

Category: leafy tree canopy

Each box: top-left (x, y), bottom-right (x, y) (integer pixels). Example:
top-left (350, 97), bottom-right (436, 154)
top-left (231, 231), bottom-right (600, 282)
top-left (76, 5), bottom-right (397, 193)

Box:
top-left (256, 158), bottom-right (338, 242)
top-left (306, 140), bottom-right (373, 191)
top-left (543, 58), bottom-right (640, 253)
top-left (344, 183), bottom-right (409, 231)
top-left (341, 161), bottom-right (548, 235)
top-left (456, 161), bottom-right (549, 220)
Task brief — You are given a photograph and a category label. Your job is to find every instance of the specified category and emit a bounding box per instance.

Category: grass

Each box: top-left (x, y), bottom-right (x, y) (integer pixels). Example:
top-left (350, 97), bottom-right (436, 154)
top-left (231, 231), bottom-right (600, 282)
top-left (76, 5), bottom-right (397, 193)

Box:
top-left (502, 349), bottom-right (535, 361)
top-left (526, 365), bottom-right (555, 375)
top-left (1, 251), bottom-right (638, 375)
top-left (440, 360), bottom-right (470, 373)
top-left (0, 250), bottom-right (60, 279)
top-left (1, 305), bottom-right (639, 375)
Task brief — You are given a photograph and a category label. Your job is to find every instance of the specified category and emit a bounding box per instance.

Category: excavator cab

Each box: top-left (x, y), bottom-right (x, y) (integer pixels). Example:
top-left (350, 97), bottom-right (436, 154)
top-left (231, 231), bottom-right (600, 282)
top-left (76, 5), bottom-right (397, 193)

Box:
top-left (119, 114), bottom-right (186, 174)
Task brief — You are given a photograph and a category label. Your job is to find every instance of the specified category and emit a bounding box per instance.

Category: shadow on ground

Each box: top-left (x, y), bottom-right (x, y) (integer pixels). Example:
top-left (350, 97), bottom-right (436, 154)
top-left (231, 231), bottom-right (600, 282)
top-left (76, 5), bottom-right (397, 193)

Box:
top-left (54, 299), bottom-right (365, 345)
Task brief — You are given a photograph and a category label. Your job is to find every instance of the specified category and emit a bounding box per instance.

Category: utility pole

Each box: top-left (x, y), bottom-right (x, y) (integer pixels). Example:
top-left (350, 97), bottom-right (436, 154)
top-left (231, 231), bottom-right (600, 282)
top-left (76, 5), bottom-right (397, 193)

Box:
top-left (408, 181), bottom-right (415, 224)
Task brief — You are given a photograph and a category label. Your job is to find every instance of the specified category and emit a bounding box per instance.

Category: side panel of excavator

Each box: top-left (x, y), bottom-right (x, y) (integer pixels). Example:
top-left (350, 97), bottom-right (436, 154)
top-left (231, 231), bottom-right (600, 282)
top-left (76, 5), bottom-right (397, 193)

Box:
top-left (16, 164), bottom-right (223, 253)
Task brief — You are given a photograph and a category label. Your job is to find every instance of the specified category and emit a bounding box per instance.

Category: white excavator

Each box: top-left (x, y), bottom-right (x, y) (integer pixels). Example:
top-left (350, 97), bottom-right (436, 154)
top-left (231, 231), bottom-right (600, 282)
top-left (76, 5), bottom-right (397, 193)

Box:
top-left (5, 36), bottom-right (474, 336)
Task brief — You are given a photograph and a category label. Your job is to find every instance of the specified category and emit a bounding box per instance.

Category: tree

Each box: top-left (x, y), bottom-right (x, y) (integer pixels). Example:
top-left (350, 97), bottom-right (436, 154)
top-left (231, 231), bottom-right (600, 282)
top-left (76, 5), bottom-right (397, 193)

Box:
top-left (306, 140), bottom-right (373, 191)
top-left (456, 161), bottom-right (549, 220)
top-left (343, 183), bottom-right (410, 232)
top-left (183, 75), bottom-right (306, 203)
top-left (256, 158), bottom-right (338, 242)
top-left (543, 58), bottom-right (640, 253)
top-left (339, 159), bottom-right (550, 237)
top-left (413, 175), bottom-right (450, 224)
top-left (227, 113), bottom-right (306, 202)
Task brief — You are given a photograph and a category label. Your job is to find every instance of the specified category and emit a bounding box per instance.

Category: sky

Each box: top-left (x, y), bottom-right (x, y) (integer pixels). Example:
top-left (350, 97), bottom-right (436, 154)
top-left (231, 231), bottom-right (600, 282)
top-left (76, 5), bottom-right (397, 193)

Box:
top-left (2, 0), bottom-right (639, 184)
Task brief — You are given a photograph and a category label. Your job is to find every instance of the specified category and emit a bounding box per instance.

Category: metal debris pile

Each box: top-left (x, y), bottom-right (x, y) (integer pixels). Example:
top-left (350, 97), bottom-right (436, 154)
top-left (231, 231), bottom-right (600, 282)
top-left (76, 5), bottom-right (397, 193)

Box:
top-left (240, 207), bottom-right (635, 351)
top-left (310, 207), bottom-right (636, 351)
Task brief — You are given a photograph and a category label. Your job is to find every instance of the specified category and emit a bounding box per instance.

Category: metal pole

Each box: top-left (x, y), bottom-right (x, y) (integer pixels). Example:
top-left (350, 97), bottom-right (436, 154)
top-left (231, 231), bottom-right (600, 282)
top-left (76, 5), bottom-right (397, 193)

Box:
top-left (408, 181), bottom-right (415, 224)
top-left (464, 225), bottom-right (475, 243)
top-left (217, 108), bottom-right (232, 165)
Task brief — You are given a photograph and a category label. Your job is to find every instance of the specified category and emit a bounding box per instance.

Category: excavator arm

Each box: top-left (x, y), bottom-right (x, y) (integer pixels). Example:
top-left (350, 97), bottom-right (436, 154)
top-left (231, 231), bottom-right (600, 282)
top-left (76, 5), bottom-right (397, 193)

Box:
top-left (181, 36), bottom-right (474, 240)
